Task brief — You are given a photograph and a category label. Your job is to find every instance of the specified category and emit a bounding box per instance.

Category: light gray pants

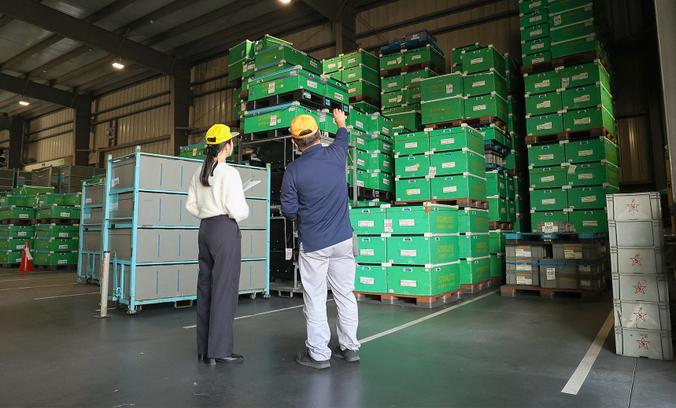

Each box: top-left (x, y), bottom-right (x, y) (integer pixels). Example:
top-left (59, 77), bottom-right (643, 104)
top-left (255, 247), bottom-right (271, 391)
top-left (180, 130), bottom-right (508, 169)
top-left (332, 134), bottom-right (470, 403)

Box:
top-left (299, 238), bottom-right (360, 361)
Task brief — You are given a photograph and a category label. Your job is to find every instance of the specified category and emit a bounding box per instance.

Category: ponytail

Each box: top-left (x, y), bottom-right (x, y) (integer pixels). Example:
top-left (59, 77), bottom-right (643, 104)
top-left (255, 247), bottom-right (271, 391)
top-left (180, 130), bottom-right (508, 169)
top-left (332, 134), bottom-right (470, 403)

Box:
top-left (199, 141), bottom-right (230, 186)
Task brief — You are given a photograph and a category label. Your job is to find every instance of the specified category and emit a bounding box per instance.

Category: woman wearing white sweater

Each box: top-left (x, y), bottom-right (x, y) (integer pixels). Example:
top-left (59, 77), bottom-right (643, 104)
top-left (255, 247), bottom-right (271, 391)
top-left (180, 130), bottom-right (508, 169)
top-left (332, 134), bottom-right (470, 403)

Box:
top-left (186, 124), bottom-right (249, 365)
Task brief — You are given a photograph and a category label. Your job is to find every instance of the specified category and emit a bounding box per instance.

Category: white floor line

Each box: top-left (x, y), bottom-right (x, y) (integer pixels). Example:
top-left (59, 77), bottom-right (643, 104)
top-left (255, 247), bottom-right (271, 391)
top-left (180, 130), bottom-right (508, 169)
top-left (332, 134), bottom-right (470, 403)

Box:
top-left (359, 290), bottom-right (498, 344)
top-left (0, 283), bottom-right (73, 292)
top-left (34, 291), bottom-right (100, 301)
top-left (561, 311), bottom-right (614, 395)
top-left (182, 302), bottom-right (319, 329)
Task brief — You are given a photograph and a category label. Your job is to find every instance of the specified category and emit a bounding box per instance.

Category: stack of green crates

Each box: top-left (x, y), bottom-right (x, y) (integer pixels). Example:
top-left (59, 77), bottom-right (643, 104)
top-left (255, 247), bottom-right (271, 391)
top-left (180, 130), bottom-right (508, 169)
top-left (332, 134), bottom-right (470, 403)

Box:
top-left (351, 204), bottom-right (461, 297)
top-left (380, 44), bottom-right (445, 132)
top-left (179, 141), bottom-right (238, 162)
top-left (0, 193), bottom-right (37, 264)
top-left (457, 207), bottom-right (492, 287)
top-left (346, 110), bottom-right (395, 195)
top-left (33, 193), bottom-right (81, 267)
top-left (323, 49), bottom-right (381, 111)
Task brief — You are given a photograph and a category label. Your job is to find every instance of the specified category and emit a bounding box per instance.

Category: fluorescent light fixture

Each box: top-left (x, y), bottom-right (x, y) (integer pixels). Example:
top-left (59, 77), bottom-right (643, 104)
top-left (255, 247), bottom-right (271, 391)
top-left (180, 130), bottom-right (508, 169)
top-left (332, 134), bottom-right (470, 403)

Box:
top-left (112, 61), bottom-right (125, 70)
top-left (279, 0), bottom-right (292, 4)
top-left (18, 100), bottom-right (30, 106)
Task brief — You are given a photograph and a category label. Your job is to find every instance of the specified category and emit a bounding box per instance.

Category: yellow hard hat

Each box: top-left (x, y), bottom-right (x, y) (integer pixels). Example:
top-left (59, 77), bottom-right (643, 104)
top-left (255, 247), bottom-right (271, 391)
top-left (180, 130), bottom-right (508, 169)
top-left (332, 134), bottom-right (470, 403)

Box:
top-left (289, 114), bottom-right (319, 139)
top-left (205, 124), bottom-right (239, 145)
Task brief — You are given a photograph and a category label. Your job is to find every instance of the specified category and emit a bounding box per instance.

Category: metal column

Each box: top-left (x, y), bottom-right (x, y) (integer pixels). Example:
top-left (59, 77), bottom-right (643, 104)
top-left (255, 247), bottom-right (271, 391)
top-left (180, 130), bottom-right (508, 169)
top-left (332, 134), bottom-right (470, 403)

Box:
top-left (333, 3), bottom-right (357, 54)
top-left (9, 116), bottom-right (24, 169)
top-left (171, 67), bottom-right (191, 155)
top-left (74, 97), bottom-right (92, 166)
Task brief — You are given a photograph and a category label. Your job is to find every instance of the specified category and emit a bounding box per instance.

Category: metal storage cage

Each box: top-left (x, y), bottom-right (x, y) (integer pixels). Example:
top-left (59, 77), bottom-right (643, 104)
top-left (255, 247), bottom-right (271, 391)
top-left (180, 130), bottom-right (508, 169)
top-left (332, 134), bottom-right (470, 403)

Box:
top-left (102, 147), bottom-right (270, 314)
top-left (31, 167), bottom-right (54, 187)
top-left (0, 169), bottom-right (13, 191)
top-left (57, 165), bottom-right (104, 193)
top-left (77, 178), bottom-right (105, 283)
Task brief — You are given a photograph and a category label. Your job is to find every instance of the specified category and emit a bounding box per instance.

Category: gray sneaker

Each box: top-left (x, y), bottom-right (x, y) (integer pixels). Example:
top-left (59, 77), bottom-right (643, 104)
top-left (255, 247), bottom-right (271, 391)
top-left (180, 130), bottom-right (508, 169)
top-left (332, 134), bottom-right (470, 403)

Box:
top-left (334, 346), bottom-right (360, 362)
top-left (296, 350), bottom-right (330, 369)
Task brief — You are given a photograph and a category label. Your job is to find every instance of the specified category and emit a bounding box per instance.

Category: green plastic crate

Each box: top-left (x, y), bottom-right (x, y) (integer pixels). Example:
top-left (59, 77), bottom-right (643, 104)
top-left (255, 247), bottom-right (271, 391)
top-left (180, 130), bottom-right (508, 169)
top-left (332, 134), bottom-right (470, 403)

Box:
top-left (530, 188), bottom-right (569, 211)
top-left (254, 45), bottom-right (320, 74)
top-left (530, 211), bottom-right (569, 231)
top-left (350, 207), bottom-right (386, 235)
top-left (420, 72), bottom-right (464, 101)
top-left (347, 80), bottom-right (380, 101)
top-left (229, 40), bottom-right (255, 62)
top-left (551, 19), bottom-right (595, 44)
top-left (387, 263), bottom-right (460, 296)
top-left (381, 74), bottom-right (405, 93)
top-left (395, 154), bottom-right (430, 179)
top-left (395, 178), bottom-right (431, 202)
top-left (364, 172), bottom-right (394, 192)
top-left (394, 132), bottom-right (429, 156)
top-left (243, 103), bottom-right (337, 134)
top-left (12, 186), bottom-right (54, 196)
top-left (367, 153), bottom-right (394, 174)
top-left (404, 68), bottom-right (439, 88)
top-left (0, 250), bottom-right (22, 264)
top-left (387, 111), bottom-right (421, 132)
top-left (348, 130), bottom-right (367, 149)
top-left (431, 174), bottom-right (487, 201)
top-left (32, 250), bottom-right (78, 266)
top-left (348, 148), bottom-right (369, 170)
top-left (403, 87), bottom-right (422, 105)
top-left (322, 56), bottom-right (342, 74)
top-left (527, 112), bottom-right (564, 136)
top-left (430, 150), bottom-right (485, 177)
top-left (524, 70), bottom-right (562, 95)
top-left (567, 161), bottom-right (619, 187)
top-left (429, 125), bottom-right (484, 153)
top-left (452, 43), bottom-right (481, 68)
top-left (569, 209), bottom-right (608, 232)
top-left (380, 52), bottom-right (404, 73)
top-left (365, 137), bottom-right (393, 154)
top-left (461, 46), bottom-right (506, 75)
top-left (248, 68), bottom-right (327, 101)
top-left (371, 112), bottom-right (395, 138)
top-left (255, 34), bottom-right (292, 53)
top-left (523, 52), bottom-right (552, 66)
top-left (421, 96), bottom-right (464, 125)
top-left (347, 109), bottom-right (373, 133)
top-left (464, 70), bottom-right (507, 97)
top-left (520, 9), bottom-right (548, 28)
top-left (351, 101), bottom-right (380, 114)
top-left (383, 104), bottom-right (420, 117)
top-left (549, 2), bottom-right (594, 27)
top-left (386, 204), bottom-right (458, 235)
top-left (567, 185), bottom-right (619, 210)
top-left (482, 124), bottom-right (509, 147)
top-left (227, 59), bottom-right (246, 82)
top-left (36, 205), bottom-right (80, 220)
top-left (0, 238), bottom-right (31, 251)
top-left (486, 171), bottom-right (508, 197)
top-left (347, 168), bottom-right (367, 189)
top-left (457, 208), bottom-right (490, 233)
top-left (37, 193), bottom-right (81, 207)
top-left (0, 225), bottom-right (35, 239)
top-left (0, 206), bottom-right (35, 220)
top-left (526, 91), bottom-right (563, 116)
top-left (459, 257), bottom-right (491, 284)
top-left (489, 230), bottom-right (506, 254)
top-left (381, 90), bottom-right (404, 109)
top-left (488, 196), bottom-right (509, 222)
top-left (342, 65), bottom-right (379, 84)
top-left (528, 143), bottom-right (566, 167)
top-left (551, 34), bottom-right (602, 59)
top-left (5, 195), bottom-right (37, 207)
top-left (458, 233), bottom-right (490, 258)
top-left (559, 61), bottom-right (610, 90)
top-left (34, 238), bottom-right (78, 252)
top-left (522, 37), bottom-right (551, 57)
top-left (489, 254), bottom-right (505, 278)
top-left (465, 93), bottom-right (508, 122)
top-left (519, 0), bottom-right (547, 14)
top-left (562, 83), bottom-right (612, 113)
top-left (179, 142), bottom-right (206, 159)
top-left (355, 264), bottom-right (388, 293)
top-left (563, 106), bottom-right (615, 135)
top-left (565, 138), bottom-right (618, 165)
top-left (35, 224), bottom-right (79, 239)
top-left (355, 236), bottom-right (387, 264)
top-left (342, 49), bottom-right (379, 71)
top-left (387, 235), bottom-right (458, 265)
top-left (403, 45), bottom-right (445, 72)
top-left (521, 23), bottom-right (550, 43)
top-left (529, 165), bottom-right (569, 189)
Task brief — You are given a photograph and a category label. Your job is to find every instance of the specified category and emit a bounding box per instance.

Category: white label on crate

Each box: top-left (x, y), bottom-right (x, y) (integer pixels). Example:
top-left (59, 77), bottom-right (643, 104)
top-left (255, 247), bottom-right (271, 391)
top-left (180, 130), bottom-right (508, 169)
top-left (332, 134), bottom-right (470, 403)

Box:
top-left (515, 247), bottom-right (531, 257)
top-left (537, 122), bottom-right (554, 130)
top-left (360, 249), bottom-right (375, 256)
top-left (360, 277), bottom-right (375, 285)
top-left (583, 220), bottom-right (598, 227)
top-left (580, 279), bottom-right (591, 288)
top-left (355, 137), bottom-right (365, 146)
top-left (442, 161), bottom-right (457, 169)
top-left (581, 195), bottom-right (597, 203)
top-left (531, 29), bottom-right (543, 37)
top-left (19, 214), bottom-right (28, 219)
top-left (336, 93), bottom-right (345, 102)
top-left (58, 245), bottom-right (68, 250)
top-left (269, 115), bottom-right (278, 126)
top-left (443, 186), bottom-right (458, 193)
top-left (574, 95), bottom-right (591, 104)
top-left (532, 42), bottom-right (545, 50)
top-left (58, 260), bottom-right (67, 265)
top-left (349, 87), bottom-right (357, 94)
top-left (579, 265), bottom-right (592, 272)
top-left (384, 219), bottom-right (393, 233)
top-left (358, 220), bottom-right (374, 228)
top-left (473, 104), bottom-right (487, 112)
top-left (356, 120), bottom-right (364, 129)
top-left (348, 58), bottom-right (356, 65)
top-left (574, 117), bottom-right (592, 125)
top-left (357, 159), bottom-right (365, 167)
top-left (406, 188), bottom-right (421, 195)
top-left (285, 248), bottom-right (293, 260)
top-left (328, 62), bottom-right (337, 69)
top-left (535, 80), bottom-right (550, 89)
top-left (579, 173), bottom-right (593, 180)
top-left (412, 54), bottom-right (422, 61)
top-left (389, 96), bottom-right (401, 103)
top-left (529, 15), bottom-right (542, 24)
top-left (440, 138), bottom-right (455, 145)
top-left (516, 264), bottom-right (532, 271)
top-left (542, 223), bottom-right (558, 233)
top-left (405, 142), bottom-right (418, 149)
top-left (541, 175), bottom-right (555, 182)
top-left (384, 161), bottom-right (391, 168)
top-left (401, 249), bottom-right (417, 257)
top-left (516, 275), bottom-right (533, 285)
top-left (553, 15), bottom-right (562, 25)
top-left (348, 73), bottom-right (357, 80)
top-left (85, 198), bottom-right (92, 204)
top-left (539, 154), bottom-right (554, 160)
top-left (473, 81), bottom-right (486, 88)
top-left (567, 165), bottom-right (577, 174)
top-left (267, 82), bottom-right (275, 94)
top-left (112, 177), bottom-right (120, 187)
top-left (400, 279), bottom-right (418, 288)
top-left (387, 82), bottom-right (397, 88)
top-left (541, 268), bottom-right (556, 282)
top-left (60, 212), bottom-right (71, 218)
top-left (357, 180), bottom-right (365, 187)
top-left (470, 57), bottom-right (484, 65)
top-left (572, 72), bottom-right (589, 82)
top-left (18, 232), bottom-right (27, 237)
top-left (578, 149), bottom-right (594, 156)
top-left (383, 178), bottom-right (391, 186)
top-left (536, 100), bottom-right (552, 109)
top-left (399, 219), bottom-right (416, 227)
top-left (446, 84), bottom-right (454, 94)
top-left (307, 80), bottom-right (319, 89)
top-left (542, 198), bottom-right (556, 205)
top-left (533, 57), bottom-right (545, 64)
top-left (405, 165), bottom-right (419, 173)
top-left (387, 59), bottom-right (399, 66)
top-left (58, 233), bottom-right (68, 238)
top-left (564, 249), bottom-right (583, 259)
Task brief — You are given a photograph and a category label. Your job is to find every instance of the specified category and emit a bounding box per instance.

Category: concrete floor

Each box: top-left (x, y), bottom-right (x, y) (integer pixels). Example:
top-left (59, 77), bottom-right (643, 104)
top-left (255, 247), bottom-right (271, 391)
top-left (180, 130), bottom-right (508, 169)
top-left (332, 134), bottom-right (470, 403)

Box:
top-left (1, 268), bottom-right (675, 408)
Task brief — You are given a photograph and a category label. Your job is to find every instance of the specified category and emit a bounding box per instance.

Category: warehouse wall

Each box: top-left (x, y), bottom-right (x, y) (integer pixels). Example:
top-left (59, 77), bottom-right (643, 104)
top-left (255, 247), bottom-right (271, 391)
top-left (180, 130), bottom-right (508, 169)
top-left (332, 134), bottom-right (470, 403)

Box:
top-left (0, 130), bottom-right (8, 148)
top-left (25, 109), bottom-right (74, 166)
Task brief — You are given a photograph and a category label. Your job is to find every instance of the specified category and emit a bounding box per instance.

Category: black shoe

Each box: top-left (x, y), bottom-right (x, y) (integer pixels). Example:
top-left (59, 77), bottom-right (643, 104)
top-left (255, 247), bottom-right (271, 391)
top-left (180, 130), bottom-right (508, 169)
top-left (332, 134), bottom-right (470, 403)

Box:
top-left (333, 346), bottom-right (360, 362)
top-left (296, 350), bottom-right (330, 369)
top-left (207, 354), bottom-right (244, 365)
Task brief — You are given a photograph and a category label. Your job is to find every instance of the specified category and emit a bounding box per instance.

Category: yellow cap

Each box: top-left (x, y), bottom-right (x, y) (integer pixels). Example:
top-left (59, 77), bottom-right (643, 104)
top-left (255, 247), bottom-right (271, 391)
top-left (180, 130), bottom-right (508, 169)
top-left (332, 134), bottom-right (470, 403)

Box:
top-left (205, 124), bottom-right (239, 145)
top-left (289, 114), bottom-right (319, 139)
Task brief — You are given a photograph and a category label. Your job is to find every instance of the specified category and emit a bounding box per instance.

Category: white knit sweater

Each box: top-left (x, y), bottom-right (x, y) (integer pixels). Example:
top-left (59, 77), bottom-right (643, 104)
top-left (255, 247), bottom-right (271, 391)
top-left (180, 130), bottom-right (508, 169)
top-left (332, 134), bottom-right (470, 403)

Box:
top-left (185, 162), bottom-right (249, 223)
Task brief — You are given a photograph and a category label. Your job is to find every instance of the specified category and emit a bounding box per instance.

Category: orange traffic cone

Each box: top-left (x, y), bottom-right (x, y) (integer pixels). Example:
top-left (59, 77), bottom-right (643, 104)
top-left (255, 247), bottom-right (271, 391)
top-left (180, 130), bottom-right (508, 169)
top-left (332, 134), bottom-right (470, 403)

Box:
top-left (19, 241), bottom-right (32, 273)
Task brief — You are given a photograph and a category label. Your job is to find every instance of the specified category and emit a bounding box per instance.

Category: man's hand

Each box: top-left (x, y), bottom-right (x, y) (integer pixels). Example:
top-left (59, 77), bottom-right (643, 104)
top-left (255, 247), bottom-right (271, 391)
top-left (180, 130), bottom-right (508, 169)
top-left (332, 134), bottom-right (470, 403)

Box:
top-left (333, 108), bottom-right (347, 129)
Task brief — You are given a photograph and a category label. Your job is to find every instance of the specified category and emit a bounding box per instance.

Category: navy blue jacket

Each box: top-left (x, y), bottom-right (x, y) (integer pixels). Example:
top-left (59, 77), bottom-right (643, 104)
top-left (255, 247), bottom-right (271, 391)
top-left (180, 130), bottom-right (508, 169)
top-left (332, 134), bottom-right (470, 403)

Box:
top-left (281, 127), bottom-right (353, 253)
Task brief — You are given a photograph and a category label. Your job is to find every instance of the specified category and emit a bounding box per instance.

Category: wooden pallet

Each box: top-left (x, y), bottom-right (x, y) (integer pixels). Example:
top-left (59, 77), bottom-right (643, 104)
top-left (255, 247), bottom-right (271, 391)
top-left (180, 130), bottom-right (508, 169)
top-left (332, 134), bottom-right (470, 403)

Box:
top-left (460, 280), bottom-right (491, 296)
top-left (380, 67), bottom-right (404, 78)
top-left (505, 231), bottom-right (608, 243)
top-left (394, 198), bottom-right (488, 209)
top-left (354, 289), bottom-right (462, 308)
top-left (500, 284), bottom-right (602, 300)
top-left (35, 219), bottom-right (79, 225)
top-left (489, 221), bottom-right (514, 230)
top-left (401, 62), bottom-right (436, 73)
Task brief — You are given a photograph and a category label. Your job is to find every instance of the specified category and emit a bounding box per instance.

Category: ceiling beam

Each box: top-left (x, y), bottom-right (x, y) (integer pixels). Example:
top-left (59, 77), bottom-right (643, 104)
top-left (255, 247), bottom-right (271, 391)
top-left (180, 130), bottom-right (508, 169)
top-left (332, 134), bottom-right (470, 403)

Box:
top-left (0, 1), bottom-right (191, 79)
top-left (0, 72), bottom-right (89, 107)
top-left (0, 14), bottom-right (12, 30)
top-left (300, 0), bottom-right (338, 20)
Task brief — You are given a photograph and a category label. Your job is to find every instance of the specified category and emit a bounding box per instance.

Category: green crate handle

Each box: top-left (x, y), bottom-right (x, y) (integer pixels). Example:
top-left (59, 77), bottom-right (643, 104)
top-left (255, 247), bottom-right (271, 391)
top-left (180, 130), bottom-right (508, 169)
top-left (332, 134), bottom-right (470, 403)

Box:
top-left (404, 267), bottom-right (413, 272)
top-left (403, 237), bottom-right (412, 242)
top-left (402, 207), bottom-right (412, 212)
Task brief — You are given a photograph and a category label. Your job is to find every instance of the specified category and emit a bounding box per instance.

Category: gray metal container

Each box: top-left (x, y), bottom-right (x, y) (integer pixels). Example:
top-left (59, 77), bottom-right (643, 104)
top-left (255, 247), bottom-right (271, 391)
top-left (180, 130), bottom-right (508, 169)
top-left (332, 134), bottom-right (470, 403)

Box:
top-left (506, 261), bottom-right (540, 286)
top-left (124, 263), bottom-right (198, 301)
top-left (82, 230), bottom-right (102, 252)
top-left (239, 199), bottom-right (268, 230)
top-left (236, 165), bottom-right (270, 198)
top-left (611, 272), bottom-right (669, 302)
top-left (108, 228), bottom-right (199, 262)
top-left (241, 229), bottom-right (268, 260)
top-left (31, 167), bottom-right (54, 187)
top-left (83, 207), bottom-right (103, 225)
top-left (607, 192), bottom-right (661, 221)
top-left (552, 243), bottom-right (601, 260)
top-left (240, 259), bottom-right (268, 292)
top-left (614, 327), bottom-right (673, 360)
top-left (609, 220), bottom-right (663, 248)
top-left (111, 155), bottom-right (200, 192)
top-left (84, 185), bottom-right (104, 206)
top-left (505, 244), bottom-right (547, 259)
top-left (109, 192), bottom-right (200, 227)
top-left (538, 263), bottom-right (578, 289)
top-left (610, 246), bottom-right (663, 275)
top-left (614, 300), bottom-right (671, 331)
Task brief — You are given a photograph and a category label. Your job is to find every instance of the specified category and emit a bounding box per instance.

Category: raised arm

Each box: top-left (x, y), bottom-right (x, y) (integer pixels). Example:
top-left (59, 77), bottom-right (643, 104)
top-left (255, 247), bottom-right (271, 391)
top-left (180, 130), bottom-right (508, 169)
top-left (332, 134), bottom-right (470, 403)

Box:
top-left (328, 108), bottom-right (349, 157)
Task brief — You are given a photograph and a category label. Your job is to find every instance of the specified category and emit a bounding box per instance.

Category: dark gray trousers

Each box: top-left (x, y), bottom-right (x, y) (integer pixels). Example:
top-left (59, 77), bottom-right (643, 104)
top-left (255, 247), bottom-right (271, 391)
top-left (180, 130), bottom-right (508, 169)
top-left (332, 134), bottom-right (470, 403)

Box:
top-left (197, 215), bottom-right (241, 358)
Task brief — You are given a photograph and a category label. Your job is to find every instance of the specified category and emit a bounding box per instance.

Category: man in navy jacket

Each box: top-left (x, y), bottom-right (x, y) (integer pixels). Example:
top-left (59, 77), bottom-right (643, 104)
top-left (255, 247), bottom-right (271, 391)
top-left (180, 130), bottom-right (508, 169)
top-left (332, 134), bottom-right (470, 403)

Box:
top-left (281, 109), bottom-right (360, 369)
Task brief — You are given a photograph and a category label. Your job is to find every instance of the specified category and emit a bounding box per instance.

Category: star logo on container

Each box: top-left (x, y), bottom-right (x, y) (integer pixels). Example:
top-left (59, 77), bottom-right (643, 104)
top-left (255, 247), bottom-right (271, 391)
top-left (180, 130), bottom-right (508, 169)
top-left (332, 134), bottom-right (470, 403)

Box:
top-left (633, 307), bottom-right (648, 322)
top-left (637, 335), bottom-right (651, 350)
top-left (633, 281), bottom-right (647, 295)
top-left (630, 254), bottom-right (642, 266)
top-left (626, 199), bottom-right (640, 213)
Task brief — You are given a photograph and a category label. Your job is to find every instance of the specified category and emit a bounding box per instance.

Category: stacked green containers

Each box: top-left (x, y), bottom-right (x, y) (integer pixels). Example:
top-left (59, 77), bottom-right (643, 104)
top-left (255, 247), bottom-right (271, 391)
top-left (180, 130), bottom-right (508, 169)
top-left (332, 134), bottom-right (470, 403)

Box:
top-left (380, 43), bottom-right (445, 132)
top-left (33, 193), bottom-right (81, 267)
top-left (0, 191), bottom-right (39, 264)
top-left (351, 206), bottom-right (389, 293)
top-left (323, 49), bottom-right (381, 111)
